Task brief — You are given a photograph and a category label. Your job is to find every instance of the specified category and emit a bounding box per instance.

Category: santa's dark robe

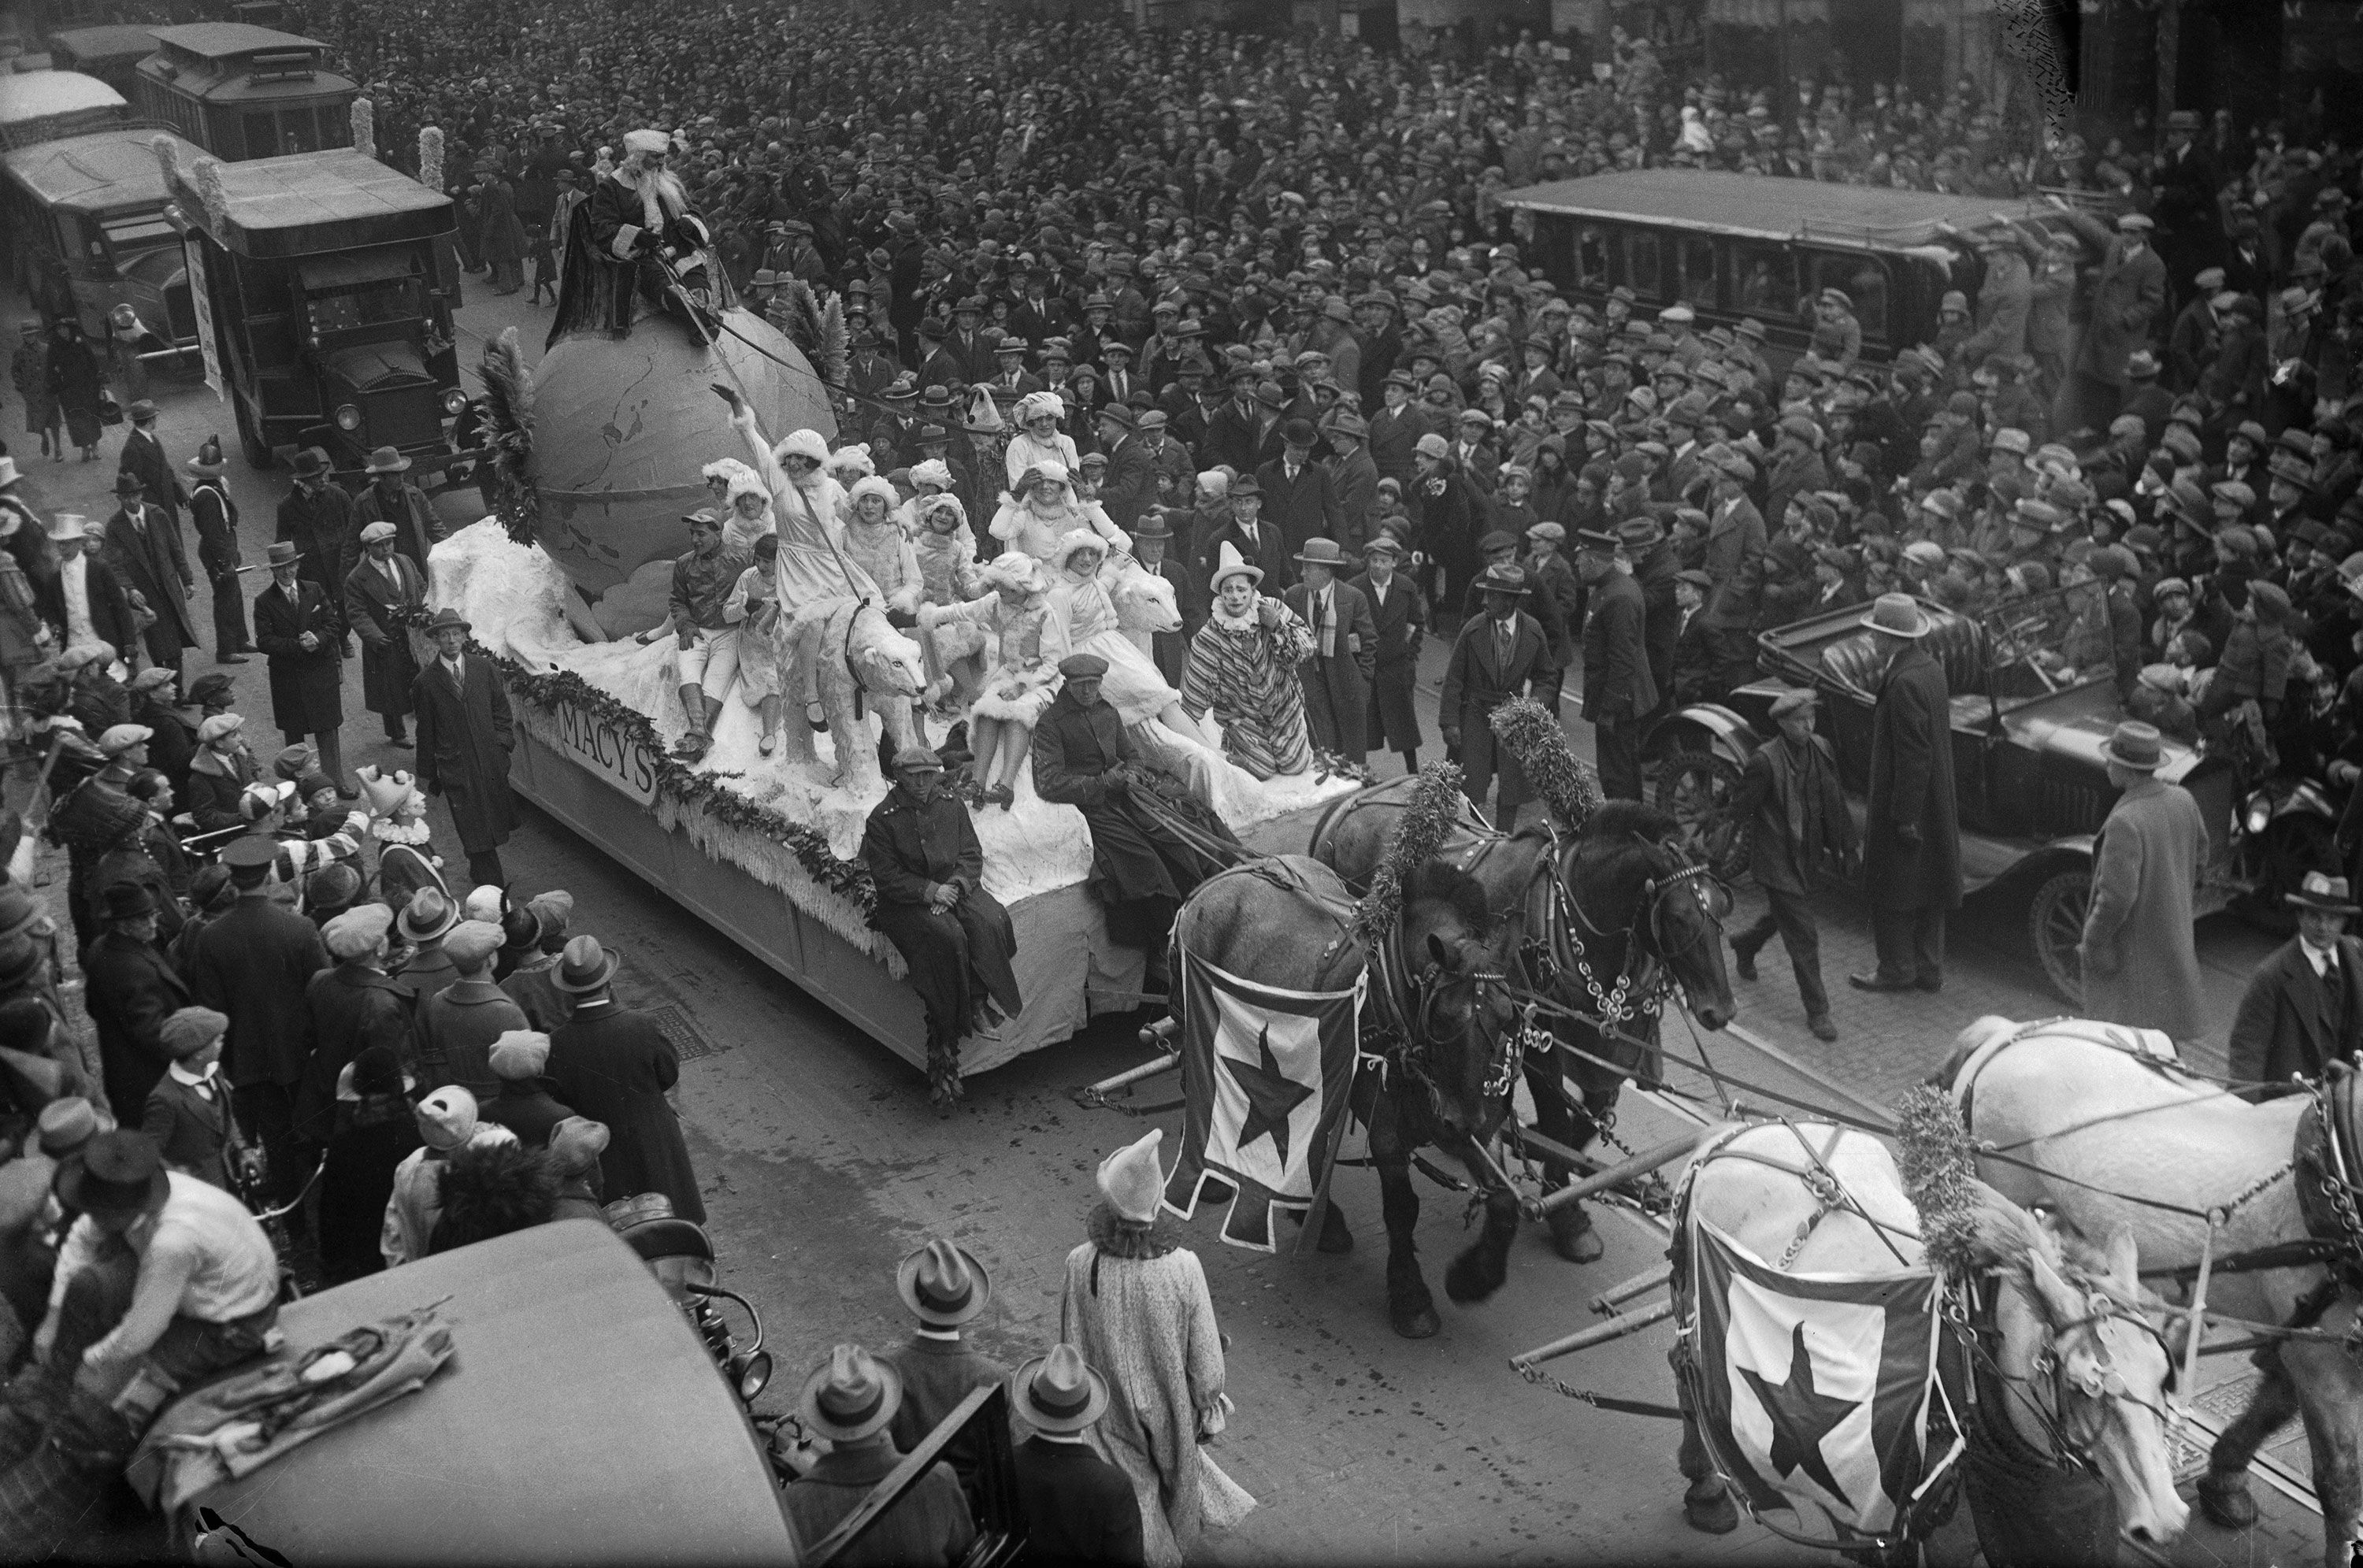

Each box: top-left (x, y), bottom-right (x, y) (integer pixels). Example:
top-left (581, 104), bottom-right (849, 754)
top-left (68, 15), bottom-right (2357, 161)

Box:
top-left (547, 168), bottom-right (714, 345)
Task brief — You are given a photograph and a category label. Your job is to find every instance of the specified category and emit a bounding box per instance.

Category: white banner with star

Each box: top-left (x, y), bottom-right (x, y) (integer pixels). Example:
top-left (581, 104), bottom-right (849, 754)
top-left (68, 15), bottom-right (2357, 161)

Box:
top-left (1686, 1219), bottom-right (1941, 1540)
top-left (1163, 948), bottom-right (1363, 1251)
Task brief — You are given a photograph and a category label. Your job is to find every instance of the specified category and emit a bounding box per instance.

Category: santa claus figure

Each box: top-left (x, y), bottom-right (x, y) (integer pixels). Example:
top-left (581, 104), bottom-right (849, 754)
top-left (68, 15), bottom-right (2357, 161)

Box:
top-left (548, 128), bottom-right (714, 342)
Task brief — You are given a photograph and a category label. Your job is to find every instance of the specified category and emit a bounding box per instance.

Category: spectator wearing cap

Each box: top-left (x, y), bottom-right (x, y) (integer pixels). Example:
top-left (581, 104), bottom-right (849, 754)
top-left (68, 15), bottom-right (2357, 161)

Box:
top-left (1849, 595), bottom-right (1964, 993)
top-left (2061, 210), bottom-right (2165, 434)
top-left (885, 1236), bottom-right (1011, 1496)
top-left (315, 1043), bottom-right (412, 1285)
top-left (1350, 533), bottom-right (1427, 774)
top-left (380, 1086), bottom-right (515, 1266)
top-left (1368, 370), bottom-right (1442, 490)
top-left (1699, 443), bottom-right (1768, 694)
top-left (1441, 561), bottom-right (1548, 823)
top-left (1009, 1341), bottom-right (1144, 1566)
top-left (1322, 411), bottom-right (1380, 554)
top-left (101, 469), bottom-right (196, 681)
top-left (351, 447), bottom-right (446, 578)
top-left (140, 1006), bottom-right (239, 1188)
top-left (187, 835), bottom-right (326, 1226)
top-left (344, 518), bottom-right (430, 749)
top-left (785, 1342), bottom-right (977, 1566)
top-left (1411, 432), bottom-right (1482, 625)
top-left (2086, 546), bottom-right (2146, 699)
top-left (477, 1029), bottom-right (573, 1148)
top-left (1729, 688), bottom-right (1853, 1040)
top-left (1059, 1129), bottom-right (1250, 1563)
top-left (1764, 414), bottom-right (1831, 545)
top-left (546, 936), bottom-right (704, 1222)
top-left (83, 874), bottom-right (192, 1125)
top-left (298, 903), bottom-right (411, 1144)
top-left (415, 920), bottom-right (528, 1103)
top-left (1670, 569), bottom-right (1718, 704)
top-left (2118, 350), bottom-right (2174, 449)
top-left (2079, 721), bottom-right (2210, 1043)
top-left (2198, 578), bottom-right (2295, 743)
top-left (2228, 873), bottom-right (2363, 1099)
top-left (1576, 528), bottom-right (1658, 802)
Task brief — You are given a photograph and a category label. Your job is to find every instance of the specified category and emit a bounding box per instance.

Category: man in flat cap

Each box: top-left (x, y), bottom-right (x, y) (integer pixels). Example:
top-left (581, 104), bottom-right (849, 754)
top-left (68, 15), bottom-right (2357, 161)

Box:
top-left (344, 519), bottom-right (429, 750)
top-left (2062, 212), bottom-right (2165, 433)
top-left (298, 903), bottom-right (410, 1144)
top-left (1577, 528), bottom-right (1657, 801)
top-left (860, 745), bottom-right (1022, 1107)
top-left (1729, 690), bottom-right (1853, 1040)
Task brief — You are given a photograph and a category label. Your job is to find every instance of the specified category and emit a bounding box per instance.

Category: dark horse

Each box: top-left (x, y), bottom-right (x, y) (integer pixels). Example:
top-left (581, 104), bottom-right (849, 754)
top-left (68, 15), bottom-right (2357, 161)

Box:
top-left (1173, 852), bottom-right (1530, 1340)
top-left (1311, 782), bottom-right (1737, 1307)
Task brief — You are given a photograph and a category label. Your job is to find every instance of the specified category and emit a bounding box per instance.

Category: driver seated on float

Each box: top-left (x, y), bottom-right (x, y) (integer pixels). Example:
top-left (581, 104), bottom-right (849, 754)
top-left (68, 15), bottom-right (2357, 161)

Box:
top-left (551, 128), bottom-right (716, 341)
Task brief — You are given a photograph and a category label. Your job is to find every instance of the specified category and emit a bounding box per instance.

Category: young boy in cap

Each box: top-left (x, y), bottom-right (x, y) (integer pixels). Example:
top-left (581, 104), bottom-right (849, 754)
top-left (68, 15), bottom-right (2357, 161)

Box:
top-left (886, 1237), bottom-right (1010, 1498)
top-left (140, 1006), bottom-right (240, 1189)
top-left (1351, 533), bottom-right (1427, 775)
top-left (414, 919), bottom-right (528, 1103)
top-left (1727, 691), bottom-right (1853, 1040)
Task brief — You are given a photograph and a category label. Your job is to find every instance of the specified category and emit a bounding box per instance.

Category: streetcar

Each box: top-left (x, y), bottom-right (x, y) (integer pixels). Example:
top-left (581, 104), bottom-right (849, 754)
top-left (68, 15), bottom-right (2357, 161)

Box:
top-left (132, 22), bottom-right (356, 162)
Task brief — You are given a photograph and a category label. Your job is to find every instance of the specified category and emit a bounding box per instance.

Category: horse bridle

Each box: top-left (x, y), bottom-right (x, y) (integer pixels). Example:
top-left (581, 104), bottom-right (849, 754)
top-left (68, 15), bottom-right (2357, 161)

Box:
top-left (1550, 833), bottom-right (1729, 1030)
top-left (1998, 1283), bottom-right (2176, 1472)
top-left (1409, 956), bottom-right (1536, 1107)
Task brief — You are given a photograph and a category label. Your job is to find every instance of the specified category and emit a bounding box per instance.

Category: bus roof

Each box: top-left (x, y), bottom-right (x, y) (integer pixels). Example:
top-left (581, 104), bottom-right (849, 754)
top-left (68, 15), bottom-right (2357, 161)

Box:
top-left (1500, 170), bottom-right (2043, 248)
top-left (0, 69), bottom-right (125, 128)
top-left (170, 146), bottom-right (451, 258)
top-left (146, 21), bottom-right (327, 60)
top-left (140, 23), bottom-right (354, 107)
top-left (2, 127), bottom-right (201, 214)
top-left (187, 1221), bottom-right (800, 1564)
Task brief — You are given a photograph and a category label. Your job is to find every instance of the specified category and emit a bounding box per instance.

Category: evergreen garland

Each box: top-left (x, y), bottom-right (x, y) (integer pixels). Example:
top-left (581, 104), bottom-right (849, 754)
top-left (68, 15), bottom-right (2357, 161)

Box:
top-left (392, 606), bottom-right (875, 912)
top-left (1894, 1084), bottom-right (1979, 1280)
top-left (1350, 760), bottom-right (1463, 944)
top-left (1488, 697), bottom-right (1602, 833)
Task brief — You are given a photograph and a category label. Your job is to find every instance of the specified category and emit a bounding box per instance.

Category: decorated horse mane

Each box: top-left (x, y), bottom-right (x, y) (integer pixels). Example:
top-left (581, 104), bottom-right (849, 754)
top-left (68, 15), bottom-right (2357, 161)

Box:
top-left (1582, 799), bottom-right (1681, 850)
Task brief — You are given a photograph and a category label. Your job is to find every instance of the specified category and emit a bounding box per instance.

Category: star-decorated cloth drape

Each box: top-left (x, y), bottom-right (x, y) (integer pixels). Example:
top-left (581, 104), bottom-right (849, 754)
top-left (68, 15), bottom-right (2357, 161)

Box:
top-left (1161, 947), bottom-right (1362, 1252)
top-left (1685, 1218), bottom-right (1942, 1538)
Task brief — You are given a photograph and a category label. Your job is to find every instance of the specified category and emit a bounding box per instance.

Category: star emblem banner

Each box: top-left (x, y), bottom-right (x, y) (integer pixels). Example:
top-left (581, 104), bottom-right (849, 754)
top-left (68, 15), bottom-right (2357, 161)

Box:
top-left (1689, 1218), bottom-right (1940, 1537)
top-left (1162, 947), bottom-right (1362, 1252)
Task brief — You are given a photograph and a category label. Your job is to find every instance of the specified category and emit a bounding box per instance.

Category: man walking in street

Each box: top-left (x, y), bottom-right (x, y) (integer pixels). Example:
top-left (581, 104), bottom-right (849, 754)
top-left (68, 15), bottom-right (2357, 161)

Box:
top-left (1577, 527), bottom-right (1656, 802)
top-left (1729, 690), bottom-right (1853, 1040)
top-left (276, 450), bottom-right (354, 648)
top-left (1849, 595), bottom-right (1963, 994)
top-left (546, 935), bottom-right (703, 1221)
top-left (1438, 562), bottom-right (1545, 826)
top-left (102, 469), bottom-right (195, 683)
top-left (344, 521), bottom-right (428, 748)
top-left (254, 539), bottom-right (351, 795)
top-left (2228, 873), bottom-right (2363, 1097)
top-left (414, 607), bottom-right (517, 888)
top-left (115, 398), bottom-right (185, 528)
top-left (2079, 721), bottom-right (2210, 1041)
top-left (185, 439), bottom-right (251, 665)
top-left (1282, 538), bottom-right (1374, 769)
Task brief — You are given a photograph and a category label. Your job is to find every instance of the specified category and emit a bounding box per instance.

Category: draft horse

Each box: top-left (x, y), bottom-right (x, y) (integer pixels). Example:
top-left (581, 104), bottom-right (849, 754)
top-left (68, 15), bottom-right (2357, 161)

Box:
top-left (1311, 780), bottom-right (1737, 1275)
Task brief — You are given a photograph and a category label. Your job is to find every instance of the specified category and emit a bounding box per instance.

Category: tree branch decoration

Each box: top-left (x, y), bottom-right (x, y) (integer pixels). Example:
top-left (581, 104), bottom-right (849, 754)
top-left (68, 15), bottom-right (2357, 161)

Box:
top-left (1894, 1084), bottom-right (1979, 1281)
top-left (350, 98), bottom-right (376, 160)
top-left (1350, 760), bottom-right (1464, 945)
top-left (147, 132), bottom-right (179, 187)
top-left (388, 606), bottom-right (876, 914)
top-left (476, 328), bottom-right (537, 547)
top-left (417, 125), bottom-right (444, 195)
top-left (1489, 697), bottom-right (1602, 834)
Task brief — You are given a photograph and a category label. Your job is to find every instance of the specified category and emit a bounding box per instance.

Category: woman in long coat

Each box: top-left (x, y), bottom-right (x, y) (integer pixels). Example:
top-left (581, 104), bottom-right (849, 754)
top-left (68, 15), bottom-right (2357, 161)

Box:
top-left (44, 320), bottom-right (105, 461)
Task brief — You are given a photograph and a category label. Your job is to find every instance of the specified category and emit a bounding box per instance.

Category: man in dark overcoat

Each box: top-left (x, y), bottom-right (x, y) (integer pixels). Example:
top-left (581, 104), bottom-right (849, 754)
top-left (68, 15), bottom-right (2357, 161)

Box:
top-left (1351, 534), bottom-right (1427, 773)
top-left (1849, 594), bottom-right (1964, 993)
top-left (254, 540), bottom-right (350, 795)
top-left (1030, 654), bottom-right (1234, 971)
top-left (413, 606), bottom-right (517, 888)
top-left (185, 441), bottom-right (250, 662)
top-left (2228, 873), bottom-right (2363, 1099)
top-left (81, 878), bottom-right (191, 1124)
top-left (861, 748), bottom-right (1022, 1102)
top-left (296, 903), bottom-right (412, 1144)
top-left (188, 835), bottom-right (328, 1224)
top-left (1196, 476), bottom-right (1291, 595)
top-left (1283, 538), bottom-right (1375, 768)
top-left (344, 521), bottom-right (428, 747)
top-left (101, 469), bottom-right (196, 680)
top-left (1577, 529), bottom-right (1660, 803)
top-left (276, 450), bottom-right (355, 644)
top-left (1127, 514), bottom-right (1191, 686)
top-left (351, 447), bottom-right (447, 575)
top-left (2063, 213), bottom-right (2168, 433)
top-left (1092, 406), bottom-right (1158, 535)
top-left (1729, 690), bottom-right (1854, 1041)
top-left (115, 398), bottom-right (186, 525)
top-left (1438, 562), bottom-right (1546, 826)
top-left (2079, 721), bottom-right (2209, 1040)
top-left (128, 668), bottom-right (196, 802)
top-left (545, 935), bottom-right (703, 1221)
top-left (1256, 419), bottom-right (1344, 559)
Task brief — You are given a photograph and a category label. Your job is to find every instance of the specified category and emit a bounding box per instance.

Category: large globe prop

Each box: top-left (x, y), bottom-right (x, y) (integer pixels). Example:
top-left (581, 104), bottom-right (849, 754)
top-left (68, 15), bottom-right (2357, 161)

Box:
top-left (529, 307), bottom-right (835, 639)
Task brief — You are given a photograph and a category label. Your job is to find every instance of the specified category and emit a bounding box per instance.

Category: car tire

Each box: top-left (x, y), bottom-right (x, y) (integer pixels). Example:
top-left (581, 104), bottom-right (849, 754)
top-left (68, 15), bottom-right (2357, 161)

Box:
top-left (2027, 867), bottom-right (2090, 1008)
top-left (1655, 749), bottom-right (1751, 887)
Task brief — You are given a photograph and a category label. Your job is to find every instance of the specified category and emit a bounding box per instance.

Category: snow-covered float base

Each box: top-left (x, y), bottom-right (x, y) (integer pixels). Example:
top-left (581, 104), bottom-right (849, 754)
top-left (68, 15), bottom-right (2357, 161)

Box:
top-left (433, 522), bottom-right (1359, 1079)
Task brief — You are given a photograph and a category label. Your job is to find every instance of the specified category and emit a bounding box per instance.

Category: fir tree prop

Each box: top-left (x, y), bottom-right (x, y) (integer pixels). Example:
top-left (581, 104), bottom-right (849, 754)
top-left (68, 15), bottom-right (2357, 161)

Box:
top-left (1351, 761), bottom-right (1465, 945)
top-left (1488, 697), bottom-right (1602, 832)
top-left (1894, 1084), bottom-right (1979, 1280)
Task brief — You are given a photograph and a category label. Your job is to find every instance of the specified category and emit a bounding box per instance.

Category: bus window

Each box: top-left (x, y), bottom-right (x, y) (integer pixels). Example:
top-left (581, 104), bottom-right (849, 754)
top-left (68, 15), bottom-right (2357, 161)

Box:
top-left (1732, 243), bottom-right (1796, 321)
top-left (1627, 232), bottom-right (1660, 302)
top-left (243, 109), bottom-right (279, 159)
top-left (281, 109), bottom-right (323, 155)
top-left (1679, 237), bottom-right (1717, 310)
top-left (1808, 252), bottom-right (1891, 342)
top-left (1575, 226), bottom-right (1608, 289)
top-left (319, 105), bottom-right (351, 148)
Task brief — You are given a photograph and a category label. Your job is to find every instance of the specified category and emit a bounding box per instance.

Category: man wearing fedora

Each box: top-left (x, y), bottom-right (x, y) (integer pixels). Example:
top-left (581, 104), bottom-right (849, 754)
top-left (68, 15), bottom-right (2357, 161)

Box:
top-left (102, 468), bottom-right (195, 682)
top-left (2078, 720), bottom-right (2209, 1040)
top-left (254, 538), bottom-right (351, 797)
top-left (184, 438), bottom-right (253, 665)
top-left (83, 878), bottom-right (191, 1125)
top-left (351, 447), bottom-right (447, 576)
top-left (1577, 526), bottom-right (1659, 802)
top-left (114, 398), bottom-right (184, 526)
top-left (275, 449), bottom-right (354, 639)
top-left (414, 606), bottom-right (518, 888)
top-left (1283, 537), bottom-right (1375, 769)
top-left (345, 521), bottom-right (429, 749)
top-left (1849, 594), bottom-right (1964, 994)
top-left (1438, 561), bottom-right (1546, 825)
top-left (1125, 511), bottom-right (1190, 684)
top-left (35, 513), bottom-right (137, 673)
top-left (1009, 1342), bottom-right (1144, 1566)
top-left (546, 935), bottom-right (703, 1221)
top-left (785, 1343), bottom-right (976, 1564)
top-left (1095, 404), bottom-right (1156, 535)
top-left (1256, 417), bottom-right (1342, 563)
top-left (2229, 872), bottom-right (2363, 1099)
top-left (1352, 532), bottom-right (1427, 774)
top-left (887, 1236), bottom-right (1011, 1495)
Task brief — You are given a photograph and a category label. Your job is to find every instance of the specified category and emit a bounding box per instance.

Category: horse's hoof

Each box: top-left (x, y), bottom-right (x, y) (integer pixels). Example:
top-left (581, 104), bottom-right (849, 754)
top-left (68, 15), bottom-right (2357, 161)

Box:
top-left (2195, 1471), bottom-right (2257, 1529)
top-left (1443, 1253), bottom-right (1503, 1304)
top-left (1548, 1207), bottom-right (1605, 1264)
top-left (1391, 1301), bottom-right (1441, 1339)
top-left (1684, 1481), bottom-right (1738, 1535)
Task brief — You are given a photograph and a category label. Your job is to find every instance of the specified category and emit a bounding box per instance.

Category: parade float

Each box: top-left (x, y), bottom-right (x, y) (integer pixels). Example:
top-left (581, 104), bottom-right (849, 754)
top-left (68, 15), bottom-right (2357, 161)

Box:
top-left (450, 161), bottom-right (1353, 1093)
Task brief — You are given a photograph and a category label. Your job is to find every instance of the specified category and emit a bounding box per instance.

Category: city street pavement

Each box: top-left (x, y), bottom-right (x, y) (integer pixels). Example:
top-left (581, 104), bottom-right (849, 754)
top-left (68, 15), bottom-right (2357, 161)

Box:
top-left (2, 277), bottom-right (2316, 1563)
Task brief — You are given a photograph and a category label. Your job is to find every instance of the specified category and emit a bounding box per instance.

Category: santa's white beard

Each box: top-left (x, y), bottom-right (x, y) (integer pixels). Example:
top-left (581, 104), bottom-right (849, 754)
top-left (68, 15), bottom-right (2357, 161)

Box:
top-left (619, 160), bottom-right (688, 235)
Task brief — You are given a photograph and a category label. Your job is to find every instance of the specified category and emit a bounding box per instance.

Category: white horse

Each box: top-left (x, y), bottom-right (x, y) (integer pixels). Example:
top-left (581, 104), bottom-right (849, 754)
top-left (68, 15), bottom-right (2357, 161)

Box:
top-left (1679, 1120), bottom-right (2187, 1554)
top-left (1946, 1015), bottom-right (2360, 1566)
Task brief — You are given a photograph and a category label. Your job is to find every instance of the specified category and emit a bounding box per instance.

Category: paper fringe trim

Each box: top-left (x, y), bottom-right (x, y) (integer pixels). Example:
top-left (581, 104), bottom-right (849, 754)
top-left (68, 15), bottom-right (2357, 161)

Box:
top-left (1488, 696), bottom-right (1602, 833)
top-left (1894, 1084), bottom-right (1979, 1281)
top-left (1351, 759), bottom-right (1464, 944)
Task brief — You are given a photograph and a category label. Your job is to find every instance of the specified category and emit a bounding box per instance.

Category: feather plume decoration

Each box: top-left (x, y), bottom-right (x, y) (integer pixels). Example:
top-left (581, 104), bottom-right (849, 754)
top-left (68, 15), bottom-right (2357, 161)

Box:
top-left (417, 126), bottom-right (444, 194)
top-left (1488, 697), bottom-right (1601, 832)
top-left (350, 98), bottom-right (375, 160)
top-left (769, 278), bottom-right (825, 367)
top-left (814, 295), bottom-right (849, 390)
top-left (191, 157), bottom-right (229, 241)
top-left (1895, 1084), bottom-right (1979, 1280)
top-left (477, 328), bottom-right (538, 547)
top-left (1351, 761), bottom-right (1467, 944)
top-left (147, 132), bottom-right (179, 188)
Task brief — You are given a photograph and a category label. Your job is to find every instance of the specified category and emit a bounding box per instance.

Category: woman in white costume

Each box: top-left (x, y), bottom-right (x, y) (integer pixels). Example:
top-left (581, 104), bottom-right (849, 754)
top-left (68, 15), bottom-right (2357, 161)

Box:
top-left (701, 456), bottom-right (773, 550)
top-left (991, 462), bottom-right (1126, 566)
top-left (1042, 530), bottom-right (1207, 749)
top-left (1003, 390), bottom-right (1080, 487)
top-left (924, 550), bottom-right (1055, 807)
